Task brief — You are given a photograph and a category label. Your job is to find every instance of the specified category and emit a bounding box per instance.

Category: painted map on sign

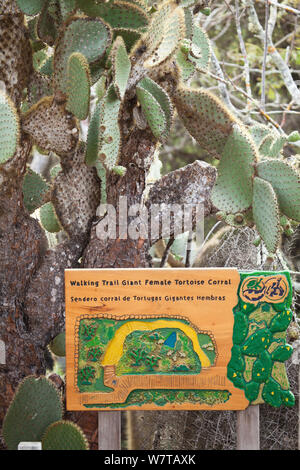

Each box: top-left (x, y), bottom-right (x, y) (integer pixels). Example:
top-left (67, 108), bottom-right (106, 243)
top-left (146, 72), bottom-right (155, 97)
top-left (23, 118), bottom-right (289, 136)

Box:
top-left (65, 269), bottom-right (294, 411)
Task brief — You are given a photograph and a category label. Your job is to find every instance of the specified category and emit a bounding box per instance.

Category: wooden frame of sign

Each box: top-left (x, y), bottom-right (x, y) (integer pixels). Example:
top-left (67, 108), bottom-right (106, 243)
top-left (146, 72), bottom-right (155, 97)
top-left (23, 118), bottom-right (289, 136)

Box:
top-left (65, 268), bottom-right (294, 412)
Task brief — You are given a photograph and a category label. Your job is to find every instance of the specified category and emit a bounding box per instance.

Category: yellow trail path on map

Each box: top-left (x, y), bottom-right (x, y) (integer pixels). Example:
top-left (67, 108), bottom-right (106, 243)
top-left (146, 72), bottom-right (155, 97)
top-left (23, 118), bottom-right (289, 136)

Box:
top-left (101, 320), bottom-right (211, 367)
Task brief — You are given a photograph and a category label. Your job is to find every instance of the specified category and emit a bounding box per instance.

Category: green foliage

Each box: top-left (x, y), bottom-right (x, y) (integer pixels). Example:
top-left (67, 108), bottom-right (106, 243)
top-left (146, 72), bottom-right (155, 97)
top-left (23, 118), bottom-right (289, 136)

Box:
top-left (228, 272), bottom-right (294, 408)
top-left (87, 346), bottom-right (102, 362)
top-left (0, 91), bottom-right (19, 164)
top-left (78, 366), bottom-right (96, 385)
top-left (3, 377), bottom-right (62, 450)
top-left (42, 421), bottom-right (89, 450)
top-left (111, 36), bottom-right (131, 100)
top-left (54, 16), bottom-right (112, 95)
top-left (252, 177), bottom-right (280, 254)
top-left (40, 202), bottom-right (61, 233)
top-left (22, 167), bottom-right (50, 214)
top-left (130, 347), bottom-right (147, 366)
top-left (49, 331), bottom-right (66, 357)
top-left (66, 52), bottom-right (91, 120)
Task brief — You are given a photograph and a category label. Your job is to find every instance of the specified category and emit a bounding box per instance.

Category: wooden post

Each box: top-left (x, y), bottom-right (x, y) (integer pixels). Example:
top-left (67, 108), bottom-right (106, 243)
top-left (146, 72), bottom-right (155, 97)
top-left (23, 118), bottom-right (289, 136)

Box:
top-left (98, 411), bottom-right (121, 450)
top-left (237, 406), bottom-right (260, 450)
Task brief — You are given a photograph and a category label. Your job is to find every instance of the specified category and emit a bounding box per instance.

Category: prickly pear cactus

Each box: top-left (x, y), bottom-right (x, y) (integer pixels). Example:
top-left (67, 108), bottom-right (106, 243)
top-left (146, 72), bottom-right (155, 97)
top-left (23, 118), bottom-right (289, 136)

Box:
top-left (2, 376), bottom-right (88, 450)
top-left (3, 377), bottom-right (63, 450)
top-left (42, 421), bottom-right (89, 450)
top-left (228, 272), bottom-right (295, 408)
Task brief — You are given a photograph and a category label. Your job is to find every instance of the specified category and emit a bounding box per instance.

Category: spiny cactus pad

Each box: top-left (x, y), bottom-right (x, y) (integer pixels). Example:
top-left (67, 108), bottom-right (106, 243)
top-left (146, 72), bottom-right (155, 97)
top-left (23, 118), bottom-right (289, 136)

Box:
top-left (98, 84), bottom-right (122, 170)
top-left (0, 91), bottom-right (19, 164)
top-left (40, 202), bottom-right (62, 233)
top-left (22, 96), bottom-right (79, 156)
top-left (142, 3), bottom-right (172, 57)
top-left (86, 101), bottom-right (102, 166)
top-left (137, 86), bottom-right (166, 140)
top-left (3, 376), bottom-right (62, 450)
top-left (249, 124), bottom-right (271, 147)
top-left (36, 1), bottom-right (59, 46)
top-left (136, 77), bottom-right (173, 141)
top-left (125, 0), bottom-right (148, 11)
top-left (66, 52), bottom-right (91, 120)
top-left (211, 126), bottom-right (257, 213)
top-left (42, 421), bottom-right (89, 450)
top-left (174, 87), bottom-right (240, 158)
top-left (16, 0), bottom-right (46, 15)
top-left (144, 7), bottom-right (185, 68)
top-left (259, 131), bottom-right (286, 158)
top-left (60, 0), bottom-right (77, 20)
top-left (252, 177), bottom-right (280, 253)
top-left (113, 28), bottom-right (141, 52)
top-left (0, 13), bottom-right (33, 107)
top-left (176, 47), bottom-right (195, 81)
top-left (77, 1), bottom-right (148, 30)
top-left (52, 143), bottom-right (101, 238)
top-left (49, 331), bottom-right (66, 357)
top-left (22, 167), bottom-right (50, 214)
top-left (111, 36), bottom-right (131, 100)
top-left (257, 160), bottom-right (300, 222)
top-left (54, 16), bottom-right (112, 95)
top-left (188, 25), bottom-right (211, 71)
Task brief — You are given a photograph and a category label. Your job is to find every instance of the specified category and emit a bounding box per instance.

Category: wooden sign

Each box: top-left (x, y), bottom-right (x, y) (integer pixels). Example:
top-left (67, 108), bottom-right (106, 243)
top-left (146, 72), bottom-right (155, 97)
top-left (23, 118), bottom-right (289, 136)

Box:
top-left (65, 269), bottom-right (294, 411)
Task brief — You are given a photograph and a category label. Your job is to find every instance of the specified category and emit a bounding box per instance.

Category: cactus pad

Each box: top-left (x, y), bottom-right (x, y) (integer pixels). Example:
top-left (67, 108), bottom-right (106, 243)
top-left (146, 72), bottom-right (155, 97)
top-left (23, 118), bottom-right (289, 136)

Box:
top-left (111, 36), bottom-right (131, 100)
top-left (42, 421), bottom-right (89, 450)
top-left (3, 376), bottom-right (62, 450)
top-left (77, 1), bottom-right (148, 30)
top-left (142, 3), bottom-right (172, 57)
top-left (136, 87), bottom-right (166, 139)
top-left (252, 177), bottom-right (280, 253)
top-left (144, 7), bottom-right (185, 68)
top-left (257, 160), bottom-right (300, 222)
top-left (22, 167), bottom-right (50, 214)
top-left (16, 0), bottom-right (46, 15)
top-left (211, 126), bottom-right (256, 213)
top-left (40, 202), bottom-right (62, 233)
top-left (113, 28), bottom-right (141, 52)
top-left (188, 25), bottom-right (211, 71)
top-left (52, 143), bottom-right (101, 237)
top-left (176, 47), bottom-right (195, 81)
top-left (85, 101), bottom-right (102, 166)
top-left (0, 13), bottom-right (33, 107)
top-left (36, 1), bottom-right (59, 46)
top-left (97, 84), bottom-right (122, 170)
top-left (249, 124), bottom-right (271, 148)
top-left (53, 16), bottom-right (112, 95)
top-left (22, 97), bottom-right (79, 156)
top-left (174, 86), bottom-right (240, 158)
top-left (136, 77), bottom-right (173, 141)
top-left (66, 52), bottom-right (91, 120)
top-left (0, 91), bottom-right (19, 164)
top-left (49, 331), bottom-right (66, 357)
